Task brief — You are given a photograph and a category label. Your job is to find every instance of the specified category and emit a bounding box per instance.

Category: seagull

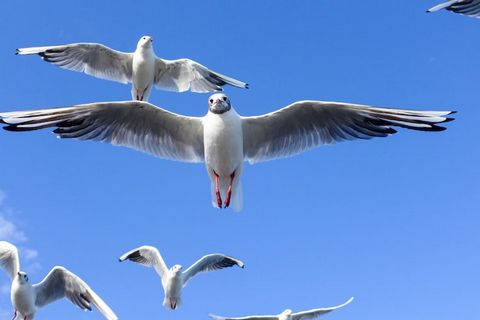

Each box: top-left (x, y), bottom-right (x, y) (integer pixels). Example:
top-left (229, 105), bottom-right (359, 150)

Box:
top-left (0, 93), bottom-right (455, 211)
top-left (16, 36), bottom-right (248, 101)
top-left (209, 297), bottom-right (354, 320)
top-left (0, 241), bottom-right (117, 320)
top-left (118, 245), bottom-right (244, 310)
top-left (427, 0), bottom-right (480, 18)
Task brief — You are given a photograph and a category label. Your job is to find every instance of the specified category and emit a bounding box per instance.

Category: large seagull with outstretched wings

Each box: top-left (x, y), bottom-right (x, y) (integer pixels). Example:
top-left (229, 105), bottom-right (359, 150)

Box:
top-left (0, 93), bottom-right (454, 211)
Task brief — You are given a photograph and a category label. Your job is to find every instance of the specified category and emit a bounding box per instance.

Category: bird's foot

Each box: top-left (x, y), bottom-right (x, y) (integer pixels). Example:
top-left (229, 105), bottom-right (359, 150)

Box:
top-left (224, 185), bottom-right (232, 208)
top-left (223, 171), bottom-right (235, 208)
top-left (11, 310), bottom-right (17, 320)
top-left (216, 191), bottom-right (223, 208)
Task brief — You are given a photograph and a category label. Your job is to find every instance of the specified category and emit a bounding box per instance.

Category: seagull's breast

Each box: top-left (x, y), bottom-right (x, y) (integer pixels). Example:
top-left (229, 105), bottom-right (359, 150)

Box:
top-left (203, 110), bottom-right (243, 176)
top-left (132, 50), bottom-right (155, 89)
top-left (165, 273), bottom-right (182, 298)
top-left (11, 283), bottom-right (36, 315)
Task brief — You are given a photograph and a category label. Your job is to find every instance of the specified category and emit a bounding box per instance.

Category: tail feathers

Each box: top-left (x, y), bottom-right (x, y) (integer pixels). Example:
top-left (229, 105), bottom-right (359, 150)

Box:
top-left (210, 180), bottom-right (243, 212)
top-left (163, 296), bottom-right (182, 310)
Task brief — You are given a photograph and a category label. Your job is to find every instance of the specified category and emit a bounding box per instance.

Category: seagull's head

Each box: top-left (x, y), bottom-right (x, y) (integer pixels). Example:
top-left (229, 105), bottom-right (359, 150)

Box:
top-left (171, 264), bottom-right (183, 274)
top-left (17, 271), bottom-right (29, 284)
top-left (137, 36), bottom-right (153, 49)
top-left (281, 309), bottom-right (293, 317)
top-left (208, 93), bottom-right (231, 115)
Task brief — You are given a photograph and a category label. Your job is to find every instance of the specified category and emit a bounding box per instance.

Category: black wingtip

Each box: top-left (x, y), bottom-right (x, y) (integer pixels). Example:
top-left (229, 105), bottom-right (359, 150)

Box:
top-left (15, 49), bottom-right (19, 55)
top-left (245, 83), bottom-right (249, 89)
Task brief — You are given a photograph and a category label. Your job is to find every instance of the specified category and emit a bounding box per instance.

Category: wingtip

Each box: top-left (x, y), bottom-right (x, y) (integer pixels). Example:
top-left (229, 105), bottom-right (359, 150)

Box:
top-left (15, 49), bottom-right (19, 55)
top-left (245, 83), bottom-right (250, 89)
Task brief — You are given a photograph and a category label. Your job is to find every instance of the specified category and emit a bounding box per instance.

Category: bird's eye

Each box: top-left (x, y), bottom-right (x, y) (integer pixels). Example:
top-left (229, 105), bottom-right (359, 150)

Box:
top-left (223, 97), bottom-right (227, 101)
top-left (209, 99), bottom-right (214, 103)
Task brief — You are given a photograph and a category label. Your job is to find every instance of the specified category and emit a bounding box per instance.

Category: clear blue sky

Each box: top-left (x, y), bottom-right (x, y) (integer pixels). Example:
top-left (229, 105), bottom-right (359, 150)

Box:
top-left (0, 1), bottom-right (478, 319)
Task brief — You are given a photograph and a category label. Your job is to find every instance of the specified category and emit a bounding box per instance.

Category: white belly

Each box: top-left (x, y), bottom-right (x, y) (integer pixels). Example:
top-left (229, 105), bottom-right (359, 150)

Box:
top-left (132, 54), bottom-right (155, 90)
top-left (12, 283), bottom-right (36, 316)
top-left (203, 111), bottom-right (243, 176)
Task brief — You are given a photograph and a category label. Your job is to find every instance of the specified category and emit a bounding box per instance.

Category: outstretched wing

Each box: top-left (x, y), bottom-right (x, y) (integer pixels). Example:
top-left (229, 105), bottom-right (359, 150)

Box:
top-left (17, 43), bottom-right (133, 84)
top-left (242, 100), bottom-right (454, 163)
top-left (33, 266), bottom-right (117, 320)
top-left (119, 245), bottom-right (169, 283)
top-left (154, 58), bottom-right (248, 93)
top-left (291, 297), bottom-right (354, 320)
top-left (0, 241), bottom-right (20, 279)
top-left (182, 254), bottom-right (244, 287)
top-left (427, 0), bottom-right (480, 18)
top-left (210, 314), bottom-right (278, 320)
top-left (0, 101), bottom-right (205, 163)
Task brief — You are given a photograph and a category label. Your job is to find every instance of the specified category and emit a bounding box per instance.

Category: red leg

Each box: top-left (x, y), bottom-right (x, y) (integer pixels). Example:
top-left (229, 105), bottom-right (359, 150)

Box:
top-left (224, 171), bottom-right (236, 208)
top-left (213, 170), bottom-right (222, 208)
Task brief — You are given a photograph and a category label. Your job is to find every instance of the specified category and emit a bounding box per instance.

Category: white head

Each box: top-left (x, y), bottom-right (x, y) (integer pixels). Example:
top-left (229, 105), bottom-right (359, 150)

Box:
top-left (281, 309), bottom-right (293, 317)
top-left (171, 264), bottom-right (183, 274)
top-left (208, 93), bottom-right (231, 114)
top-left (16, 271), bottom-right (29, 285)
top-left (137, 35), bottom-right (153, 49)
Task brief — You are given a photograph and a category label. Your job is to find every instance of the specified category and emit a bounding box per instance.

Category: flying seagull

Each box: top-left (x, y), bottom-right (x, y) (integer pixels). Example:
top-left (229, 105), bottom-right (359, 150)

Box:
top-left (0, 93), bottom-right (455, 211)
top-left (118, 245), bottom-right (244, 310)
top-left (0, 241), bottom-right (117, 320)
top-left (16, 36), bottom-right (248, 101)
top-left (209, 297), bottom-right (354, 320)
top-left (427, 0), bottom-right (480, 17)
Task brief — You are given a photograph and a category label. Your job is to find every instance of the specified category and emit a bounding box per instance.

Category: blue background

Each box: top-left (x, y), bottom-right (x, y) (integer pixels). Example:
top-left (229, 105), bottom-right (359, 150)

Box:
top-left (0, 1), bottom-right (478, 319)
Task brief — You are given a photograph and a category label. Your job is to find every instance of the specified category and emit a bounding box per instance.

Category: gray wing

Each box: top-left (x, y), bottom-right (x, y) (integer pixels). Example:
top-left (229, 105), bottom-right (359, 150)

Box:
top-left (17, 43), bottom-right (133, 84)
top-left (0, 101), bottom-right (205, 163)
top-left (291, 297), bottom-right (354, 320)
top-left (210, 315), bottom-right (278, 320)
top-left (33, 266), bottom-right (118, 320)
top-left (0, 241), bottom-right (20, 279)
top-left (119, 245), bottom-right (168, 284)
top-left (427, 0), bottom-right (480, 17)
top-left (242, 100), bottom-right (454, 164)
top-left (154, 58), bottom-right (248, 93)
top-left (182, 254), bottom-right (244, 287)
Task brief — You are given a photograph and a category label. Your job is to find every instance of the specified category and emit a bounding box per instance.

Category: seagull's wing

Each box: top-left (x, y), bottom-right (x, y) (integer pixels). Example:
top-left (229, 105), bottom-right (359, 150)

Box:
top-left (119, 245), bottom-right (169, 283)
top-left (0, 241), bottom-right (20, 279)
top-left (33, 266), bottom-right (117, 320)
top-left (17, 43), bottom-right (133, 84)
top-left (0, 101), bottom-right (205, 163)
top-left (182, 254), bottom-right (244, 287)
top-left (291, 297), bottom-right (354, 320)
top-left (210, 314), bottom-right (278, 320)
top-left (427, 0), bottom-right (480, 17)
top-left (154, 58), bottom-right (248, 93)
top-left (242, 100), bottom-right (454, 164)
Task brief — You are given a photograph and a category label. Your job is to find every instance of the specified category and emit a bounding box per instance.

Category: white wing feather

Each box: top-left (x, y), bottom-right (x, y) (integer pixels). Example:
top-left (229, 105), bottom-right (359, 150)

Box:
top-left (17, 43), bottom-right (133, 83)
top-left (33, 266), bottom-right (117, 320)
top-left (242, 100), bottom-right (454, 163)
top-left (119, 245), bottom-right (169, 284)
top-left (182, 254), bottom-right (244, 287)
top-left (0, 241), bottom-right (20, 279)
top-left (291, 297), bottom-right (354, 320)
top-left (154, 58), bottom-right (248, 93)
top-left (427, 0), bottom-right (480, 17)
top-left (0, 101), bottom-right (205, 163)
